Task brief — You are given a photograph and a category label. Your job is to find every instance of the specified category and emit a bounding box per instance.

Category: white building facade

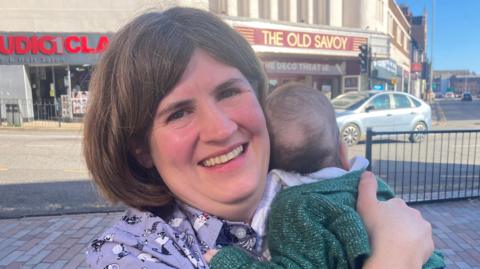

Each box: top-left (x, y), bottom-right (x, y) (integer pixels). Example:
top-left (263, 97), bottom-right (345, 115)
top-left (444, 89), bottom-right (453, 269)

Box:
top-left (0, 0), bottom-right (412, 122)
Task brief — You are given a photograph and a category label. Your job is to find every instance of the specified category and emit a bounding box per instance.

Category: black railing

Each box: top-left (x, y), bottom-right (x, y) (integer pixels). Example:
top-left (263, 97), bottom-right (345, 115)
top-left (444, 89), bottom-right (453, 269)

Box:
top-left (0, 99), bottom-right (83, 128)
top-left (365, 128), bottom-right (480, 203)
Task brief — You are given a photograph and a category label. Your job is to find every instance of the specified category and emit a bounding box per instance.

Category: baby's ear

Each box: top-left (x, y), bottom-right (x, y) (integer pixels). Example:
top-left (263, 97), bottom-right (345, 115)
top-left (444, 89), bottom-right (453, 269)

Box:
top-left (130, 140), bottom-right (154, 168)
top-left (339, 141), bottom-right (350, 170)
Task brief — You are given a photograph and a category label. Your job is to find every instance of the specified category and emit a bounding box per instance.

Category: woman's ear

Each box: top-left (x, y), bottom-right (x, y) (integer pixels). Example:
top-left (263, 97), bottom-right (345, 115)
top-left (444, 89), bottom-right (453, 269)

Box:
top-left (339, 141), bottom-right (350, 170)
top-left (130, 141), bottom-right (154, 168)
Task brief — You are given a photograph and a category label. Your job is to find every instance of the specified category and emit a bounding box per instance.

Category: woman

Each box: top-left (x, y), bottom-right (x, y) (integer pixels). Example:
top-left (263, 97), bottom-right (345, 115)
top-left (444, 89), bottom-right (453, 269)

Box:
top-left (84, 7), bottom-right (433, 269)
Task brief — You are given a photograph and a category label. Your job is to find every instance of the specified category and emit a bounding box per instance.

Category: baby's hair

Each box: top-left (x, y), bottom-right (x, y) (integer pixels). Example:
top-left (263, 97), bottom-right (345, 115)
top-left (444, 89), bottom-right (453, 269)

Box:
top-left (266, 82), bottom-right (341, 174)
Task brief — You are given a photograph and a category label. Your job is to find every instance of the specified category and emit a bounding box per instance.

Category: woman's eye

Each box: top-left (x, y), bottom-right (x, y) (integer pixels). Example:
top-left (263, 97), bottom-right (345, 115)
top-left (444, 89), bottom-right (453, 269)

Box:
top-left (218, 88), bottom-right (240, 100)
top-left (167, 110), bottom-right (189, 122)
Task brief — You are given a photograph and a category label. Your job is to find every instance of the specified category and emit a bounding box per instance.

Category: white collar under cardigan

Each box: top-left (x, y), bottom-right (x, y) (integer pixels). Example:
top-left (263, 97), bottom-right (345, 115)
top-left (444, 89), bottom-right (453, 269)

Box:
top-left (251, 156), bottom-right (369, 240)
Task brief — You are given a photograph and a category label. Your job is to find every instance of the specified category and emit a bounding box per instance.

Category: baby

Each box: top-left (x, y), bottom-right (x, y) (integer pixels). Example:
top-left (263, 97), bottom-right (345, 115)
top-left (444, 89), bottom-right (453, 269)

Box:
top-left (206, 82), bottom-right (444, 269)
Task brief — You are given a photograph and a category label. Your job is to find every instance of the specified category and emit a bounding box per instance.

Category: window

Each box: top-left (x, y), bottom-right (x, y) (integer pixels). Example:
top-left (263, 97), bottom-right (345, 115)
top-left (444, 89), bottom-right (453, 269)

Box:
top-left (278, 0), bottom-right (290, 21)
top-left (297, 0), bottom-right (308, 23)
top-left (397, 28), bottom-right (402, 45)
top-left (342, 0), bottom-right (360, 27)
top-left (393, 94), bottom-right (412, 108)
top-left (313, 0), bottom-right (328, 25)
top-left (370, 94), bottom-right (391, 110)
top-left (238, 0), bottom-right (249, 17)
top-left (388, 15), bottom-right (394, 36)
top-left (376, 0), bottom-right (384, 22)
top-left (209, 0), bottom-right (228, 14)
top-left (259, 0), bottom-right (271, 19)
top-left (410, 97), bottom-right (421, 107)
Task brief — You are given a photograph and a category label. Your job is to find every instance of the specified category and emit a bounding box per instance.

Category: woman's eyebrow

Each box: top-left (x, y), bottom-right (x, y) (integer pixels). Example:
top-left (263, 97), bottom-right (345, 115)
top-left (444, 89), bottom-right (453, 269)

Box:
top-left (213, 78), bottom-right (249, 93)
top-left (156, 99), bottom-right (193, 119)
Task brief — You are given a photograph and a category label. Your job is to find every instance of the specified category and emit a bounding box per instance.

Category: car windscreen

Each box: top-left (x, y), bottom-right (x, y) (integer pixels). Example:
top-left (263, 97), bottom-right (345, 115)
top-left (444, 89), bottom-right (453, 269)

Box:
top-left (332, 93), bottom-right (371, 110)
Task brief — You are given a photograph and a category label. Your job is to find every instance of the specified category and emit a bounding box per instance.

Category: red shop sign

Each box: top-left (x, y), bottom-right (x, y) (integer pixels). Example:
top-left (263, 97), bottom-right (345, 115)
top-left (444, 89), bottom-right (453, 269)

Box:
top-left (235, 26), bottom-right (367, 52)
top-left (0, 34), bottom-right (109, 55)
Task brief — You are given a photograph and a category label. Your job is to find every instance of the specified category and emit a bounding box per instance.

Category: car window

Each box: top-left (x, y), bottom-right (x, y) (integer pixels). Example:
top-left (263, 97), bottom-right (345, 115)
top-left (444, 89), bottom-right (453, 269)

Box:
top-left (369, 94), bottom-right (391, 110)
top-left (410, 97), bottom-right (421, 107)
top-left (393, 94), bottom-right (412, 109)
top-left (331, 93), bottom-right (370, 110)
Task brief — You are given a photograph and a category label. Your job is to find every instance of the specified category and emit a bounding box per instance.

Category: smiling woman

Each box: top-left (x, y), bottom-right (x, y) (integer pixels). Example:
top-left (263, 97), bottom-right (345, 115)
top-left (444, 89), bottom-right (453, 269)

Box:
top-left (140, 50), bottom-right (270, 222)
top-left (83, 6), bottom-right (435, 269)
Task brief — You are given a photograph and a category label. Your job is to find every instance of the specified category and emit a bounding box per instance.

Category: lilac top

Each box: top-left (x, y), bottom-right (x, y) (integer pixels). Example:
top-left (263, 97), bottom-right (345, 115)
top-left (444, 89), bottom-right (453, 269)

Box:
top-left (86, 202), bottom-right (260, 269)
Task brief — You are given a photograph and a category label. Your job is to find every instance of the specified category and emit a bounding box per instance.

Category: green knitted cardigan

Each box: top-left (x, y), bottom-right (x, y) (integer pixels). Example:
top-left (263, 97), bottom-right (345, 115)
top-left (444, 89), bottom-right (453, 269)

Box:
top-left (210, 170), bottom-right (444, 269)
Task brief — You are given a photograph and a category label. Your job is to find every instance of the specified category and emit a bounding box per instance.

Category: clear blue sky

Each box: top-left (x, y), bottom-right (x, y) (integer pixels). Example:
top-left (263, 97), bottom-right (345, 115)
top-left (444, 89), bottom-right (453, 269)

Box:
top-left (397, 0), bottom-right (480, 74)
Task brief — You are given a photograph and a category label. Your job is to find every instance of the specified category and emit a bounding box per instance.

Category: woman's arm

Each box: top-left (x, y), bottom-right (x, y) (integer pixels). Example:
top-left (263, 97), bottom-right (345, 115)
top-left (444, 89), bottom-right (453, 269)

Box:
top-left (357, 172), bottom-right (434, 269)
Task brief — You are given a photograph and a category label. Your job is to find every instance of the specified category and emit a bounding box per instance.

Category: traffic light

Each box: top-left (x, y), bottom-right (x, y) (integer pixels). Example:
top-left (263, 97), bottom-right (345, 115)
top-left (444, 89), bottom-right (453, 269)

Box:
top-left (358, 44), bottom-right (369, 74)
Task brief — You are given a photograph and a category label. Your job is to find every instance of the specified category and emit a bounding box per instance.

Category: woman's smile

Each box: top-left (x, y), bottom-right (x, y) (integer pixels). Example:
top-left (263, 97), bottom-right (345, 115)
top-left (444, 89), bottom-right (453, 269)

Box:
top-left (200, 144), bottom-right (245, 167)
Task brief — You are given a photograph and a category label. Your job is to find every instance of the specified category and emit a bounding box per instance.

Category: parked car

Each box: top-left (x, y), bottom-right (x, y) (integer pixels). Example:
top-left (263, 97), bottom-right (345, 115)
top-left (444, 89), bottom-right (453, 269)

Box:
top-left (332, 91), bottom-right (432, 146)
top-left (461, 92), bottom-right (473, 101)
top-left (434, 92), bottom-right (444, 99)
top-left (444, 92), bottom-right (455, 99)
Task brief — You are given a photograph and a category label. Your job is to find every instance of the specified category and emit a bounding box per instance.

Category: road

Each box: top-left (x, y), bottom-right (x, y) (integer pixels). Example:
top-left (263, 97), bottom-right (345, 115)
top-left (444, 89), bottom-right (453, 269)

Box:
top-left (1, 99), bottom-right (480, 218)
top-left (0, 129), bottom-right (124, 218)
top-left (349, 98), bottom-right (480, 156)
top-left (436, 98), bottom-right (480, 121)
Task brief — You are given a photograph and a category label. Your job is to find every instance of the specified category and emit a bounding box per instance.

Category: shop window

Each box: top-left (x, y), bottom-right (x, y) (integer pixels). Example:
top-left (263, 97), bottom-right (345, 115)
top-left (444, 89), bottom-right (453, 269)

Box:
top-left (343, 76), bottom-right (360, 92)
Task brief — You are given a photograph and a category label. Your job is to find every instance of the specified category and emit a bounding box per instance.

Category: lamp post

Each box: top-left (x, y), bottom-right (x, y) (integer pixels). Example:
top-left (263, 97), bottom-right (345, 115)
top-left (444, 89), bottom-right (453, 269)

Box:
top-left (428, 0), bottom-right (435, 102)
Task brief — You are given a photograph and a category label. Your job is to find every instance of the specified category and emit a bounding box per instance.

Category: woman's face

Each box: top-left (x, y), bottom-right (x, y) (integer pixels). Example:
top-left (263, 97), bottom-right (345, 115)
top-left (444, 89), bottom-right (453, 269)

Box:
top-left (144, 49), bottom-right (270, 221)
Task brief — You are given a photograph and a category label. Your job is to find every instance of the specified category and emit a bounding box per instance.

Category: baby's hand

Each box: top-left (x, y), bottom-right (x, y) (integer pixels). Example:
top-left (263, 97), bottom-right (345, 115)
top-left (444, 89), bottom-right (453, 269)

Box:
top-left (204, 249), bottom-right (219, 264)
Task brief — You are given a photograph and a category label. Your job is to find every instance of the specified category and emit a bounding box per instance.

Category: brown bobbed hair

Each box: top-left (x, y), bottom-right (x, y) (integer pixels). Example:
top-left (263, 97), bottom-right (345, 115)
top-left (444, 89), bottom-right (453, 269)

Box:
top-left (83, 7), bottom-right (267, 211)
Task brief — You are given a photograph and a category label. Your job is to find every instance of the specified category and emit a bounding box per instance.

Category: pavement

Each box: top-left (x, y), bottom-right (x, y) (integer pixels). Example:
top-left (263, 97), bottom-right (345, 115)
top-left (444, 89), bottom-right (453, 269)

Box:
top-left (1, 114), bottom-right (479, 268)
top-left (0, 199), bottom-right (479, 269)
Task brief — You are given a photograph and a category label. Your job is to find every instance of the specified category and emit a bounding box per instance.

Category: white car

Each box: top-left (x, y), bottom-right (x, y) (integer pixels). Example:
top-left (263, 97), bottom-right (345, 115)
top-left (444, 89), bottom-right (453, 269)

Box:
top-left (444, 92), bottom-right (455, 99)
top-left (332, 91), bottom-right (432, 146)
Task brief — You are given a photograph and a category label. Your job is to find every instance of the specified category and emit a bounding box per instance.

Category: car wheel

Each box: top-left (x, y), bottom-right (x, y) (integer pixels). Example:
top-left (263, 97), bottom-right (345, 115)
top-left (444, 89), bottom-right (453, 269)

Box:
top-left (409, 122), bottom-right (427, 143)
top-left (341, 124), bottom-right (360, 146)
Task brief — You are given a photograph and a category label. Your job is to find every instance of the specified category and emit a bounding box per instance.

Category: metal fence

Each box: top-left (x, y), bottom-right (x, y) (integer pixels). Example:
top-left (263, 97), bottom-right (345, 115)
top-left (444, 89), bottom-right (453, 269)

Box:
top-left (0, 98), bottom-right (83, 128)
top-left (365, 128), bottom-right (480, 203)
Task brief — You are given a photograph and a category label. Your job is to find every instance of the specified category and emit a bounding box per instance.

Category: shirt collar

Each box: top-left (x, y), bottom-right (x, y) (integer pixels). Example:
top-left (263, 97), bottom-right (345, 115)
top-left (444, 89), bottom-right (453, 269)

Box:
top-left (176, 201), bottom-right (258, 252)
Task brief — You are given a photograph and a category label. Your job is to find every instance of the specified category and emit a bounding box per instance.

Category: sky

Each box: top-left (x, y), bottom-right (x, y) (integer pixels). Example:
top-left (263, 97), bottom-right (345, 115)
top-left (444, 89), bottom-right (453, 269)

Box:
top-left (397, 0), bottom-right (480, 74)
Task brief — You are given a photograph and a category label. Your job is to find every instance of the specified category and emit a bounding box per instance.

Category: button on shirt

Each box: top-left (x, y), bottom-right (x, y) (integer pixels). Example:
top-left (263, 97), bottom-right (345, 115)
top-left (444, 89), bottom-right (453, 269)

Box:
top-left (86, 202), bottom-right (261, 269)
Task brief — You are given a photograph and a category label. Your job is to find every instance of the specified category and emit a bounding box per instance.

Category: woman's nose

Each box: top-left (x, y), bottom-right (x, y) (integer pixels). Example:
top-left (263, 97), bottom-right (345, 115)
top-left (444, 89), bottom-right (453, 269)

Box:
top-left (198, 105), bottom-right (237, 143)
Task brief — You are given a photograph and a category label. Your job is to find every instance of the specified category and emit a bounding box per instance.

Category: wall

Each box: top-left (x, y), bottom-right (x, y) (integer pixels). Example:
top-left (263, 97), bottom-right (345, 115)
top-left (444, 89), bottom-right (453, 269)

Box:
top-left (0, 0), bottom-right (208, 32)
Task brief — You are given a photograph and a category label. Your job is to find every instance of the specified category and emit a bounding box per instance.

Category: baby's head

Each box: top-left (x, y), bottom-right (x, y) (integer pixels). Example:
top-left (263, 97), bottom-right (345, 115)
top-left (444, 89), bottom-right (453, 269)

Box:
top-left (266, 82), bottom-right (344, 174)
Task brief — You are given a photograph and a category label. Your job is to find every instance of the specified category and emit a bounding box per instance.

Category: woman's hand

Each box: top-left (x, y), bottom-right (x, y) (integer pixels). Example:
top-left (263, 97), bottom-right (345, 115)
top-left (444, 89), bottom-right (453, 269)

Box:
top-left (357, 171), bottom-right (434, 269)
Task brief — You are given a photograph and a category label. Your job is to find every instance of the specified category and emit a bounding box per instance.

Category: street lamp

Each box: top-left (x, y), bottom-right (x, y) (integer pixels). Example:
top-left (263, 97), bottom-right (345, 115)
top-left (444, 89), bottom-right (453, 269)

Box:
top-left (429, 0), bottom-right (435, 102)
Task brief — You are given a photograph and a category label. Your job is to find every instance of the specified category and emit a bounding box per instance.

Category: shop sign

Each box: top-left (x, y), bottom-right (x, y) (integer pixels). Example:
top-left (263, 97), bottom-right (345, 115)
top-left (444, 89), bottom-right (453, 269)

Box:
top-left (372, 59), bottom-right (397, 74)
top-left (371, 59), bottom-right (397, 80)
top-left (235, 27), bottom-right (367, 52)
top-left (264, 61), bottom-right (345, 75)
top-left (0, 32), bottom-right (111, 65)
top-left (411, 63), bottom-right (422, 73)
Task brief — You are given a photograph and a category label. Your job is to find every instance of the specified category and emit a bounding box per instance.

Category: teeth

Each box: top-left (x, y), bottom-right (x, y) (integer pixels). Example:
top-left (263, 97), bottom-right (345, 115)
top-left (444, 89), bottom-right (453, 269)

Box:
top-left (202, 146), bottom-right (243, 167)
